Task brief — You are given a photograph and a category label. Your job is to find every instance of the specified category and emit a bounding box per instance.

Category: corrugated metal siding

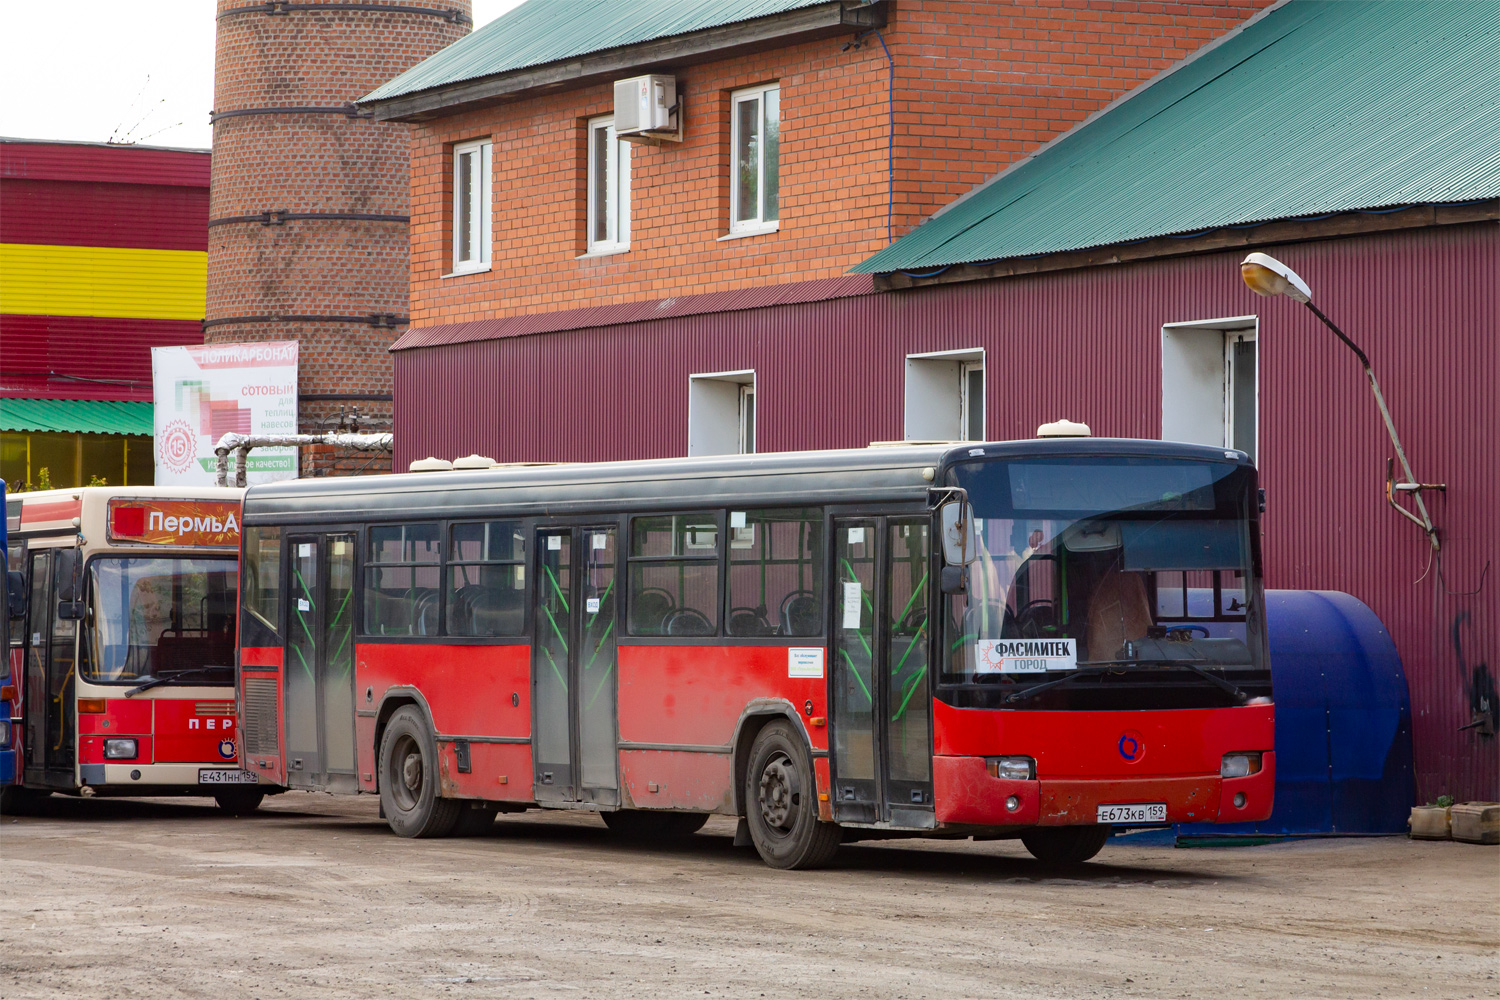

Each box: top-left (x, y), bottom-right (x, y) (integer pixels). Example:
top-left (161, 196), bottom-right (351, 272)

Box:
top-left (0, 315), bottom-right (202, 401)
top-left (856, 0), bottom-right (1500, 273)
top-left (395, 222), bottom-right (1498, 802)
top-left (364, 0), bottom-right (835, 102)
top-left (0, 140), bottom-right (210, 188)
top-left (0, 179), bottom-right (210, 252)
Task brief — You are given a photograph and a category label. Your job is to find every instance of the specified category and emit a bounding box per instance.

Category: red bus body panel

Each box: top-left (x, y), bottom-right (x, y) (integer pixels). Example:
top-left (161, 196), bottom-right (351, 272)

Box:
top-left (74, 697), bottom-right (238, 766)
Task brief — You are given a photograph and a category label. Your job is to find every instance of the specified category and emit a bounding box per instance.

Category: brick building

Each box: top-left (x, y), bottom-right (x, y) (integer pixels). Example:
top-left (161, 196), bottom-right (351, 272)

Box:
top-left (207, 0), bottom-right (471, 476)
top-left (361, 0), bottom-right (1270, 324)
top-left (0, 139), bottom-right (209, 489)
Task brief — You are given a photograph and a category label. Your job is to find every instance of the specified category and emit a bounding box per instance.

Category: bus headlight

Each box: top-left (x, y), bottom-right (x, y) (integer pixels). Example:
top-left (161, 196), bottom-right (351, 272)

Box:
top-left (1220, 753), bottom-right (1262, 778)
top-left (0, 720), bottom-right (10, 747)
top-left (103, 738), bottom-right (139, 760)
top-left (985, 756), bottom-right (1036, 781)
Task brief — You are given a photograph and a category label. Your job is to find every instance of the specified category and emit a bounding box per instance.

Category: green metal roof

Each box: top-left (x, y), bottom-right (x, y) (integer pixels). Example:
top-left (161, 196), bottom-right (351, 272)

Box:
top-left (855, 0), bottom-right (1500, 275)
top-left (364, 0), bottom-right (837, 104)
top-left (0, 399), bottom-right (154, 437)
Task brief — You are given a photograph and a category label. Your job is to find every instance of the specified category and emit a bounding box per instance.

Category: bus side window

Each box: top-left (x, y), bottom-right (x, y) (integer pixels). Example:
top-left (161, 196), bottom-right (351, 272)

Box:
top-left (364, 524), bottom-right (442, 637)
top-left (447, 521), bottom-right (526, 636)
top-left (726, 508), bottom-right (823, 637)
top-left (242, 526), bottom-right (282, 642)
top-left (627, 514), bottom-right (720, 637)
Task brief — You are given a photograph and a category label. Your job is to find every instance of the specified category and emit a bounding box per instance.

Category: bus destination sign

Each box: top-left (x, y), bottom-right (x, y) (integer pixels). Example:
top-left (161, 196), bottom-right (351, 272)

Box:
top-left (108, 499), bottom-right (241, 548)
top-left (976, 638), bottom-right (1078, 674)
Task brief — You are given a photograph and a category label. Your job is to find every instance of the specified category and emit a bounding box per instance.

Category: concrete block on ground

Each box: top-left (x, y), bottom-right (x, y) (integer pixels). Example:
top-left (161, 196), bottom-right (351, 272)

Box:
top-left (1408, 805), bottom-right (1451, 840)
top-left (1450, 802), bottom-right (1499, 845)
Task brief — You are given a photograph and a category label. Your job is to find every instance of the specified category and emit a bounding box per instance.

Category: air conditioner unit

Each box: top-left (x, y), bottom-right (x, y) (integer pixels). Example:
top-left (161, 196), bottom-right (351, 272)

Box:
top-left (614, 74), bottom-right (680, 142)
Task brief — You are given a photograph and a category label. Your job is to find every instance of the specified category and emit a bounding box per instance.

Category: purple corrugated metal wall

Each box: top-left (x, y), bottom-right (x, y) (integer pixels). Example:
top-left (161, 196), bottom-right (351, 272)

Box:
top-left (395, 222), bottom-right (1497, 801)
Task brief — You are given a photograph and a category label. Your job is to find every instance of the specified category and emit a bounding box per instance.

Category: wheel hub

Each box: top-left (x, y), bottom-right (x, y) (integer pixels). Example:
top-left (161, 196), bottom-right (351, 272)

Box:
top-left (758, 754), bottom-right (798, 831)
top-left (402, 752), bottom-right (423, 792)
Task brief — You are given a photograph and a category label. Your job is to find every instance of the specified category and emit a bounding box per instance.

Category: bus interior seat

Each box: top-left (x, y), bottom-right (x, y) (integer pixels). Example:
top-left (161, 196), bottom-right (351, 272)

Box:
top-left (1086, 569), bottom-right (1153, 659)
top-left (663, 607), bottom-right (714, 636)
top-left (779, 591), bottom-right (819, 636)
top-left (630, 588), bottom-right (676, 634)
top-left (411, 591), bottom-right (440, 636)
top-left (729, 607), bottom-right (773, 636)
top-left (963, 600), bottom-right (1006, 640)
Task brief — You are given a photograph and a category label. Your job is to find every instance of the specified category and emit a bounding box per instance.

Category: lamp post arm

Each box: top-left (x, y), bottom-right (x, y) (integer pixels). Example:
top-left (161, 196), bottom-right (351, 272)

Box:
top-left (1301, 301), bottom-right (1439, 551)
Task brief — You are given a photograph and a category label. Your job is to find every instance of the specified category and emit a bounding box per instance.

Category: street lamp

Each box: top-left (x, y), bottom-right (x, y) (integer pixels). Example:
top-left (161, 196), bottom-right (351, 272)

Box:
top-left (1240, 252), bottom-right (1443, 551)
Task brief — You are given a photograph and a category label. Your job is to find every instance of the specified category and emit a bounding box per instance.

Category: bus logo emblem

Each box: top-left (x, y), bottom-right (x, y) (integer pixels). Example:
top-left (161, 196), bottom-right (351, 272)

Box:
top-left (1118, 730), bottom-right (1145, 763)
top-left (218, 739), bottom-right (236, 760)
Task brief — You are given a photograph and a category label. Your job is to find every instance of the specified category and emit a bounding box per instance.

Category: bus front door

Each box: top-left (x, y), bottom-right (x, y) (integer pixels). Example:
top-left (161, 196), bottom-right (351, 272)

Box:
top-left (22, 549), bottom-right (77, 787)
top-left (830, 516), bottom-right (934, 828)
top-left (532, 526), bottom-right (619, 808)
top-left (284, 534), bottom-right (357, 791)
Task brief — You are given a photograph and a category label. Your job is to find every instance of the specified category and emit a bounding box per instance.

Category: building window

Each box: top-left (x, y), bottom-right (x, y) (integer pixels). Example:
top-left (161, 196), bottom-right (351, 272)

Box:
top-left (903, 349), bottom-right (984, 442)
top-left (452, 139), bottom-right (492, 273)
top-left (730, 83), bottom-right (780, 233)
top-left (586, 116), bottom-right (631, 253)
top-left (1161, 318), bottom-right (1258, 463)
top-left (688, 370), bottom-right (755, 456)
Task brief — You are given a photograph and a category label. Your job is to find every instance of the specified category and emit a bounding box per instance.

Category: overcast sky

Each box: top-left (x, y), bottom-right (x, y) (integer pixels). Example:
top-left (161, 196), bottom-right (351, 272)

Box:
top-left (0, 0), bottom-right (525, 150)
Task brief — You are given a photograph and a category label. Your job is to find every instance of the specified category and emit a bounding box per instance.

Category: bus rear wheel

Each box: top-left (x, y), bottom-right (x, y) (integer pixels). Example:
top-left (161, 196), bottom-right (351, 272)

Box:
top-left (213, 789), bottom-right (265, 815)
top-left (601, 810), bottom-right (708, 840)
top-left (379, 706), bottom-right (461, 838)
top-left (1021, 825), bottom-right (1110, 865)
top-left (744, 720), bottom-right (841, 870)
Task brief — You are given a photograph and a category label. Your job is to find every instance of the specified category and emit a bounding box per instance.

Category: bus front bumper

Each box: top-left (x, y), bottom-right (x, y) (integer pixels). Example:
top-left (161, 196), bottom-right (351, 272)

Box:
top-left (932, 753), bottom-right (1276, 828)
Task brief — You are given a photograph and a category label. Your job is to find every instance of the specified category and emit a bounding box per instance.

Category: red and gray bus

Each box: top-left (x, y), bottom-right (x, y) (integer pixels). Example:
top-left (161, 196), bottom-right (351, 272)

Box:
top-left (1, 487), bottom-right (259, 814)
top-left (235, 438), bottom-right (1273, 867)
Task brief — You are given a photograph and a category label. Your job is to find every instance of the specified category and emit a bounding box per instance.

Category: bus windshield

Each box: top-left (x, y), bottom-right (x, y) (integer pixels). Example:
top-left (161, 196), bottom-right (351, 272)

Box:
top-left (84, 556), bottom-right (237, 684)
top-left (943, 456), bottom-right (1269, 710)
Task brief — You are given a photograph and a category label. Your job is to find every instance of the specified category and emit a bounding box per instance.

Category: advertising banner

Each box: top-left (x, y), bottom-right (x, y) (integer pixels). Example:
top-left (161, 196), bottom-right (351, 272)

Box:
top-left (151, 341), bottom-right (298, 486)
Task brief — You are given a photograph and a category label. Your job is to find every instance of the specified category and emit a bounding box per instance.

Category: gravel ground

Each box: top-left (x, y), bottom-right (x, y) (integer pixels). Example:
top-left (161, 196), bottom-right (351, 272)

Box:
top-left (1, 791), bottom-right (1495, 999)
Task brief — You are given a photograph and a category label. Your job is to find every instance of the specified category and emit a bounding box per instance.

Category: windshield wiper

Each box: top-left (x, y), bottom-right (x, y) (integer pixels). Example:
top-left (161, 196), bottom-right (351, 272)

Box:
top-left (1004, 658), bottom-right (1249, 705)
top-left (125, 666), bottom-right (231, 698)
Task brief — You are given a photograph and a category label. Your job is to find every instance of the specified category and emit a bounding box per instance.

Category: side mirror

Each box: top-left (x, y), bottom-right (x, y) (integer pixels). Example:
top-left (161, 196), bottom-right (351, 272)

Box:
top-left (939, 500), bottom-right (979, 565)
top-left (57, 601), bottom-right (85, 621)
top-left (940, 565), bottom-right (968, 595)
top-left (55, 549), bottom-right (81, 602)
top-left (6, 570), bottom-right (25, 618)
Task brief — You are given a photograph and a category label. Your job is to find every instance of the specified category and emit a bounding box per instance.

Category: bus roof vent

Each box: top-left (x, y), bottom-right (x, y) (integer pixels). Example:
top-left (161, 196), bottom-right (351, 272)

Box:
top-left (409, 457), bottom-right (454, 472)
top-left (451, 454), bottom-right (497, 470)
top-left (1036, 419), bottom-right (1091, 438)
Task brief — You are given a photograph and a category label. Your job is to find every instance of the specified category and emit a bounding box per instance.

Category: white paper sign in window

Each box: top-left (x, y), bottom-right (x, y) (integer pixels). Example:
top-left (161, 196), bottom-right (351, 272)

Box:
top-left (975, 638), bottom-right (1077, 674)
top-left (788, 647), bottom-right (825, 678)
top-left (842, 582), bottom-right (863, 629)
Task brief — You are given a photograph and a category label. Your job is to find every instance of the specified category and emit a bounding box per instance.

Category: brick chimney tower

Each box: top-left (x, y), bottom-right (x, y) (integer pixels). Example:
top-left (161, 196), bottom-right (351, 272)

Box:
top-left (208, 0), bottom-right (470, 476)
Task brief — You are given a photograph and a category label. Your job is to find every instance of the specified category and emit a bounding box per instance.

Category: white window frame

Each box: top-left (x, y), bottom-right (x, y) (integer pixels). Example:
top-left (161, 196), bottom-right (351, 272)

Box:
top-left (1160, 316), bottom-right (1259, 462)
top-left (903, 348), bottom-right (984, 442)
top-left (688, 369), bottom-right (756, 456)
top-left (585, 115), bottom-right (631, 255)
top-left (451, 139), bottom-right (492, 274)
top-left (728, 82), bottom-right (780, 235)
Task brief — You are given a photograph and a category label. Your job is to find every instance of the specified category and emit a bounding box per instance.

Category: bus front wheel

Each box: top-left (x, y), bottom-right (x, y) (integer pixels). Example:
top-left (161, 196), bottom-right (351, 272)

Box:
top-left (379, 706), bottom-right (461, 838)
top-left (744, 720), bottom-right (841, 870)
top-left (213, 789), bottom-right (265, 815)
top-left (1021, 825), bottom-right (1110, 865)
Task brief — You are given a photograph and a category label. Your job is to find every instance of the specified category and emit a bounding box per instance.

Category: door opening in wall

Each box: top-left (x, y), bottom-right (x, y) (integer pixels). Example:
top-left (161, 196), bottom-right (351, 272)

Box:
top-left (904, 349), bottom-right (984, 442)
top-left (687, 370), bottom-right (756, 457)
top-left (1161, 318), bottom-right (1258, 463)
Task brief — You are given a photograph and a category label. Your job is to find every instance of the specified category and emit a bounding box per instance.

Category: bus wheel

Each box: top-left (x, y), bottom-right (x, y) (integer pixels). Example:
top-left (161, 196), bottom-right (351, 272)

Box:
top-left (1021, 825), bottom-right (1110, 865)
top-left (744, 720), bottom-right (841, 870)
top-left (213, 789), bottom-right (265, 815)
top-left (601, 810), bottom-right (709, 840)
top-left (379, 706), bottom-right (461, 838)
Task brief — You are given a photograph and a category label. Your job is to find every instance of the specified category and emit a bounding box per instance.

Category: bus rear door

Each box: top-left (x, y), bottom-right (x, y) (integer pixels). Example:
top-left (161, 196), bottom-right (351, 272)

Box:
top-left (532, 525), bottom-right (620, 808)
top-left (283, 533), bottom-right (358, 791)
top-left (829, 515), bottom-right (935, 828)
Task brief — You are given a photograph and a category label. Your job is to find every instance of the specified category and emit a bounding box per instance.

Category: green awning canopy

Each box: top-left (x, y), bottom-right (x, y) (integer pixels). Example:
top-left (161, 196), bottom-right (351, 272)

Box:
top-left (0, 398), bottom-right (154, 436)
